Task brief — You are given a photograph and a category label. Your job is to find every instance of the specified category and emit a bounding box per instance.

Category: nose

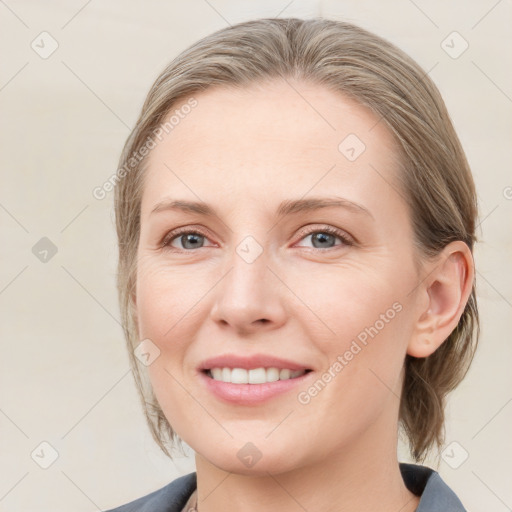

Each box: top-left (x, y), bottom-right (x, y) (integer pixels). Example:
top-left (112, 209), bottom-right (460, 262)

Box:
top-left (209, 240), bottom-right (287, 336)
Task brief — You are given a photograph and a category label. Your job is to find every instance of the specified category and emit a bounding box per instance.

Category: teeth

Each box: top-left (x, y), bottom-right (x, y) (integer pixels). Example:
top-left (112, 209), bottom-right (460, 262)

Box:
top-left (231, 368), bottom-right (248, 384)
top-left (208, 367), bottom-right (308, 384)
top-left (249, 368), bottom-right (266, 384)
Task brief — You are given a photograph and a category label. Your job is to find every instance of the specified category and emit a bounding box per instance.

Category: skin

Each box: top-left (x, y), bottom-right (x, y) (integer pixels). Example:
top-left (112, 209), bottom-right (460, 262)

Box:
top-left (135, 79), bottom-right (474, 512)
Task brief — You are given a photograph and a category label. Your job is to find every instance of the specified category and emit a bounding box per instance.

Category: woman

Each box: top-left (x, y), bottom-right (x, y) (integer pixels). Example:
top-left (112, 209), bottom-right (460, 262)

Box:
top-left (107, 17), bottom-right (478, 512)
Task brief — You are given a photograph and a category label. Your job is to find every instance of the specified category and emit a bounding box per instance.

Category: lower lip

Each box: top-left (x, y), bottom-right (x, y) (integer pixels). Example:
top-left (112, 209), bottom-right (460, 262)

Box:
top-left (199, 371), bottom-right (312, 405)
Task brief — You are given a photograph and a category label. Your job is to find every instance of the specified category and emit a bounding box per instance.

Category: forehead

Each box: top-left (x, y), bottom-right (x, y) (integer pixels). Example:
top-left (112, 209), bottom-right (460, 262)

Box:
top-left (141, 79), bottom-right (404, 218)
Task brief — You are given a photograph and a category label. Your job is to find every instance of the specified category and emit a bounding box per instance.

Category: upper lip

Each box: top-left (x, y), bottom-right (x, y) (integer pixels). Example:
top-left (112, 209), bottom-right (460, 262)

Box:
top-left (198, 354), bottom-right (312, 371)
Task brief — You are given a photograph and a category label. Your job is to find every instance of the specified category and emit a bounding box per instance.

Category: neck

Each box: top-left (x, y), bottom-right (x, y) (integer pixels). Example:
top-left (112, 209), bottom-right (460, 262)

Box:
top-left (193, 415), bottom-right (419, 512)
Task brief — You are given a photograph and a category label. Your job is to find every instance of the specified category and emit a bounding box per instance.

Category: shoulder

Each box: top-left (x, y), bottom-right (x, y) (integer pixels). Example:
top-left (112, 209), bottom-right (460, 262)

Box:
top-left (104, 472), bottom-right (197, 512)
top-left (105, 465), bottom-right (466, 511)
top-left (399, 463), bottom-right (467, 511)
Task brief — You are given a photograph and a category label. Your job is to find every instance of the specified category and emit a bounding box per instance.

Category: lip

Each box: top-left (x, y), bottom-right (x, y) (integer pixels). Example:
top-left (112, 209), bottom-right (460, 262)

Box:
top-left (198, 353), bottom-right (311, 372)
top-left (199, 370), bottom-right (312, 405)
top-left (198, 353), bottom-right (313, 405)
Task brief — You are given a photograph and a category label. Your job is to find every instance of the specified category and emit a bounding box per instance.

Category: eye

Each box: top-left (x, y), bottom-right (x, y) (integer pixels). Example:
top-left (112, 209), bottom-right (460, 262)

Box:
top-left (295, 225), bottom-right (354, 250)
top-left (161, 225), bottom-right (354, 252)
top-left (162, 228), bottom-right (214, 251)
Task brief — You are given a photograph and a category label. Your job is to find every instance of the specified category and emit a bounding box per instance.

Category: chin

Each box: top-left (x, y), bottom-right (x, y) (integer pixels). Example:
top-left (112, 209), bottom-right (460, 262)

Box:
top-left (194, 439), bottom-right (308, 477)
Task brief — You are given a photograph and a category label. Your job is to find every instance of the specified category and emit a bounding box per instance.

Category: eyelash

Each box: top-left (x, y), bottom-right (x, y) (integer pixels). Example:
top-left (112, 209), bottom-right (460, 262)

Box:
top-left (161, 225), bottom-right (354, 252)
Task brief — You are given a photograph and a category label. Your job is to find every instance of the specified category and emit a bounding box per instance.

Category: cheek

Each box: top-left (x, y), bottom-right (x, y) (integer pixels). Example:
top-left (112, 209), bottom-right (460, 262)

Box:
top-left (135, 260), bottom-right (203, 435)
top-left (290, 277), bottom-right (408, 453)
top-left (136, 259), bottom-right (206, 342)
top-left (135, 259), bottom-right (211, 417)
top-left (292, 262), bottom-right (405, 344)
top-left (293, 264), bottom-right (410, 397)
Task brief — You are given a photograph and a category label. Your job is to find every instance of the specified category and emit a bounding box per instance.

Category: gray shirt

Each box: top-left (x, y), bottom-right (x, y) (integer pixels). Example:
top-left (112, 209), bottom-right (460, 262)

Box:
top-left (105, 462), bottom-right (466, 511)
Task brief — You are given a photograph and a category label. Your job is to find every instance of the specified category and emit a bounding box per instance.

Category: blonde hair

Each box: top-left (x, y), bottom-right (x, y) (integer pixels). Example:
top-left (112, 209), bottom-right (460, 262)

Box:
top-left (114, 17), bottom-right (479, 462)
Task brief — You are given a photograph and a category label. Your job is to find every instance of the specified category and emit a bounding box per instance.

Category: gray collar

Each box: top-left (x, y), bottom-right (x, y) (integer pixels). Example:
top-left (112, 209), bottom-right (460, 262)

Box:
top-left (105, 463), bottom-right (466, 511)
top-left (400, 463), bottom-right (467, 511)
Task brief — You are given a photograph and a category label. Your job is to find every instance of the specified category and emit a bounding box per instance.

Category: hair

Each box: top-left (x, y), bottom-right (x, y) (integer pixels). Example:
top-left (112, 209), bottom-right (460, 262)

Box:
top-left (114, 17), bottom-right (479, 463)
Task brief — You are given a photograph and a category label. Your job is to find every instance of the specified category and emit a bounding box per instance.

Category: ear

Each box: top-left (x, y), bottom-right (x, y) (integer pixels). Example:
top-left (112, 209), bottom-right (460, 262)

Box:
top-left (407, 241), bottom-right (475, 358)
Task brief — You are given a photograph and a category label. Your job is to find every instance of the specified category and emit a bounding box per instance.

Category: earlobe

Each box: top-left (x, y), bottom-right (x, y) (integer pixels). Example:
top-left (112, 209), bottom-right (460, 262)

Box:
top-left (407, 241), bottom-right (474, 358)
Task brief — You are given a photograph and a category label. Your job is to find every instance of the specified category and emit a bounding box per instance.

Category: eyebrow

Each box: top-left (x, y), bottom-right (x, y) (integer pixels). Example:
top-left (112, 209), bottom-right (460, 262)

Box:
top-left (150, 196), bottom-right (374, 220)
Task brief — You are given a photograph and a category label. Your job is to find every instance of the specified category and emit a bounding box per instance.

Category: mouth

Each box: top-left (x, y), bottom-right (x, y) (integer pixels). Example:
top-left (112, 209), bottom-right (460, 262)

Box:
top-left (203, 367), bottom-right (313, 384)
top-left (198, 354), bottom-right (314, 404)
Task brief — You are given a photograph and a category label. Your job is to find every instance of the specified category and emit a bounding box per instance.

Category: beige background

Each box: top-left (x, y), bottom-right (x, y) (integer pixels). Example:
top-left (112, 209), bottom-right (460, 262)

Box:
top-left (1, 1), bottom-right (511, 510)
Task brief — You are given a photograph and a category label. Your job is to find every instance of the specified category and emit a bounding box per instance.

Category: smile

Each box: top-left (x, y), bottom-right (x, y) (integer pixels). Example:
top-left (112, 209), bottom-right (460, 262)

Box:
top-left (199, 369), bottom-right (314, 405)
top-left (206, 367), bottom-right (310, 384)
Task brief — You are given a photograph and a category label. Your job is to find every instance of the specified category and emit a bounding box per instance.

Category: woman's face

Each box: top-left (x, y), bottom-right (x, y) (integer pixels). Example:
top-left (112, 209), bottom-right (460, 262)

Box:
top-left (136, 79), bottom-right (426, 474)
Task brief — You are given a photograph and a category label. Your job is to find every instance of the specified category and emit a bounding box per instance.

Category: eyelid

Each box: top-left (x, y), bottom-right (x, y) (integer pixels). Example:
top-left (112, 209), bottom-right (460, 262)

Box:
top-left (161, 224), bottom-right (355, 250)
top-left (293, 224), bottom-right (355, 247)
top-left (160, 225), bottom-right (214, 249)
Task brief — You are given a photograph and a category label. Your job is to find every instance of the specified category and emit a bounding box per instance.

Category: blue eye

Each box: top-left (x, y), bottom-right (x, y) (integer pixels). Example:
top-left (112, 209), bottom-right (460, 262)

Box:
top-left (163, 230), bottom-right (212, 250)
top-left (296, 226), bottom-right (354, 250)
top-left (161, 225), bottom-right (354, 252)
